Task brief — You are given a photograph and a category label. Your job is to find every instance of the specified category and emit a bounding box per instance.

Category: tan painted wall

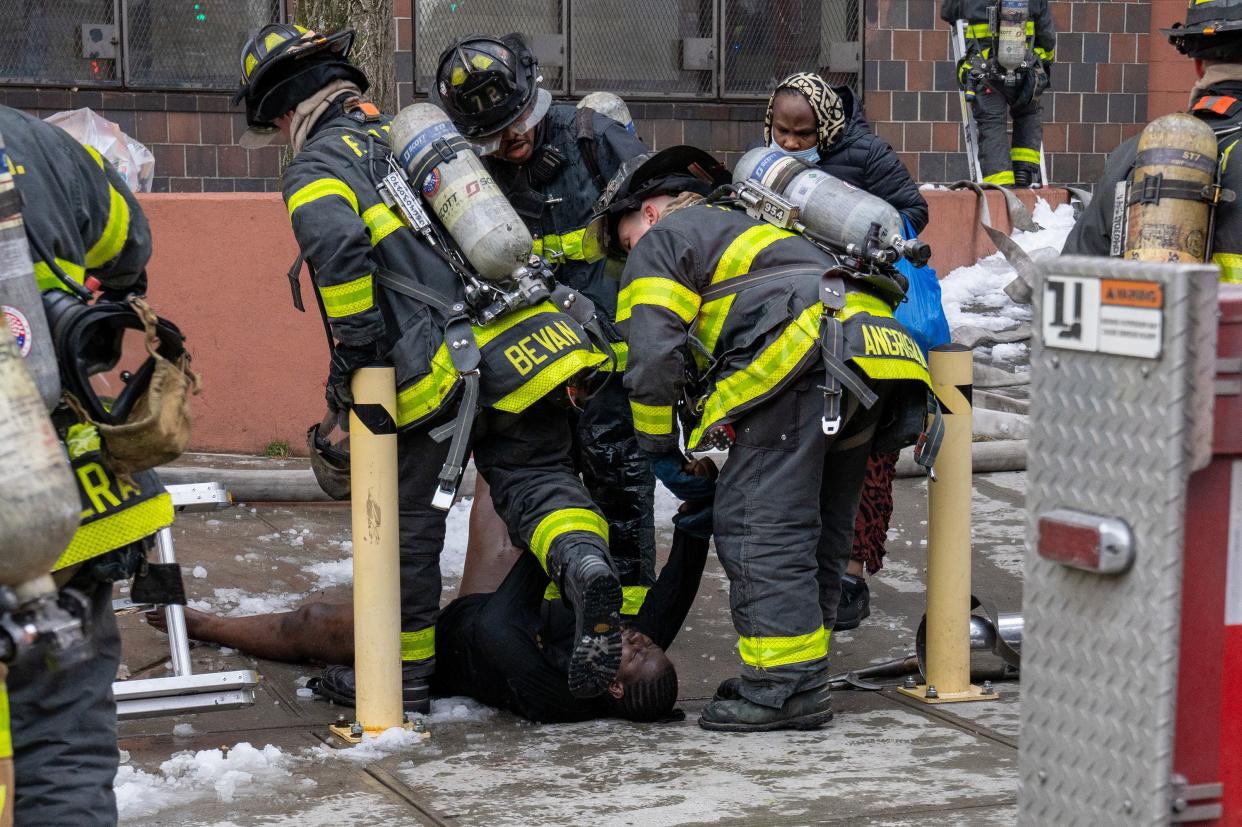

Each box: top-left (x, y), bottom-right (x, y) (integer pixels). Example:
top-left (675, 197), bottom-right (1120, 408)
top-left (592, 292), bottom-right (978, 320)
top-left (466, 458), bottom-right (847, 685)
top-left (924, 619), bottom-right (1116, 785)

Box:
top-left (138, 189), bottom-right (1068, 455)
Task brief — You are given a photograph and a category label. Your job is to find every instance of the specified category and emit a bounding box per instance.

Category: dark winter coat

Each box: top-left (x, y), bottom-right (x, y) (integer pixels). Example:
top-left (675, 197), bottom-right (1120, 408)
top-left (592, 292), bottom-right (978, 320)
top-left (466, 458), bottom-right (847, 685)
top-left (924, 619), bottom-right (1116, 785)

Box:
top-left (818, 87), bottom-right (929, 233)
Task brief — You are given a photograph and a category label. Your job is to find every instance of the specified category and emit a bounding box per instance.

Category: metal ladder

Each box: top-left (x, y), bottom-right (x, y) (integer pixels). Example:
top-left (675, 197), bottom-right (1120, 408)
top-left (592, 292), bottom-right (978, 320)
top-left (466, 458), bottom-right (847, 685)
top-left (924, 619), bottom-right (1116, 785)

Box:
top-left (112, 482), bottom-right (259, 720)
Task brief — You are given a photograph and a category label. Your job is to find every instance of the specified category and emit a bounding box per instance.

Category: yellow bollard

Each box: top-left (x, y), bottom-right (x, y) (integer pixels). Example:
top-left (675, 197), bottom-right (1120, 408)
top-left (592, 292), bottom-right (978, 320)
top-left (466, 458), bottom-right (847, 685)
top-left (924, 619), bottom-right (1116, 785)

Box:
top-left (331, 366), bottom-right (404, 739)
top-left (898, 344), bottom-right (994, 705)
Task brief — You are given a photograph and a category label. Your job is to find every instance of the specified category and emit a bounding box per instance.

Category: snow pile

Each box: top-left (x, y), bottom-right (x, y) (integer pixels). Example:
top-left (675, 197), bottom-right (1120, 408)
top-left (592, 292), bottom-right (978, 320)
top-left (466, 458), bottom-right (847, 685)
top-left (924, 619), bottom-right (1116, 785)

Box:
top-left (423, 696), bottom-right (495, 724)
top-left (438, 496), bottom-right (475, 578)
top-left (938, 198), bottom-right (1076, 333)
top-left (326, 726), bottom-right (431, 763)
top-left (207, 587), bottom-right (301, 617)
top-left (303, 558), bottom-right (352, 590)
top-left (115, 742), bottom-right (304, 817)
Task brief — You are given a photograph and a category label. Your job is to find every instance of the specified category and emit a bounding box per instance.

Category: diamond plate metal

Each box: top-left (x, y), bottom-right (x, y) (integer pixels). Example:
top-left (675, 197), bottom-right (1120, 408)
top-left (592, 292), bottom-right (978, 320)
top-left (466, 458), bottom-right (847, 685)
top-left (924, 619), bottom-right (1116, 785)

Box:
top-left (1019, 256), bottom-right (1219, 826)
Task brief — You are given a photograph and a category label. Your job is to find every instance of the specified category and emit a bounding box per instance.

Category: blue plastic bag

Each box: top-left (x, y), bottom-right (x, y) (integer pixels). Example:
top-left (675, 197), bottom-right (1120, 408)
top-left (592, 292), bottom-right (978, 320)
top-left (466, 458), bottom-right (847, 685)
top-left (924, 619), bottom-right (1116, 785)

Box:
top-left (893, 217), bottom-right (951, 356)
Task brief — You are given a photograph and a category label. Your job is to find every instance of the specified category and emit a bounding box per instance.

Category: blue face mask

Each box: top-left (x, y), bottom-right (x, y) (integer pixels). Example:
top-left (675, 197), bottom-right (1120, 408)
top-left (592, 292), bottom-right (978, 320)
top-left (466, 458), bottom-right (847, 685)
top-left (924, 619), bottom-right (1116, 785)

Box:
top-left (770, 141), bottom-right (820, 165)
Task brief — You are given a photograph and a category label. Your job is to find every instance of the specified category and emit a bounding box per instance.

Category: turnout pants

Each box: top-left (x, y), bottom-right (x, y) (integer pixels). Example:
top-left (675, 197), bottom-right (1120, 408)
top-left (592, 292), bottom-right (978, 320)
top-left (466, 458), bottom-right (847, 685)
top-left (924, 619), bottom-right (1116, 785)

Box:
top-left (10, 573), bottom-right (123, 827)
top-left (397, 394), bottom-right (611, 680)
top-left (571, 375), bottom-right (656, 610)
top-left (713, 370), bottom-right (891, 709)
top-left (973, 83), bottom-right (1044, 185)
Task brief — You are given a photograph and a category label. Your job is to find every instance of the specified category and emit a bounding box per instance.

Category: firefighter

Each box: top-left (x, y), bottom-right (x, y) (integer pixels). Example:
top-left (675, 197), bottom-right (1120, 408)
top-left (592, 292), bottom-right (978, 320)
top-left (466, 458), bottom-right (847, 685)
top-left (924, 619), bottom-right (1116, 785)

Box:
top-left (941, 0), bottom-right (1056, 186)
top-left (595, 147), bottom-right (934, 731)
top-left (234, 25), bottom-right (629, 707)
top-left (1063, 0), bottom-right (1242, 282)
top-left (433, 35), bottom-right (658, 618)
top-left (0, 104), bottom-right (163, 827)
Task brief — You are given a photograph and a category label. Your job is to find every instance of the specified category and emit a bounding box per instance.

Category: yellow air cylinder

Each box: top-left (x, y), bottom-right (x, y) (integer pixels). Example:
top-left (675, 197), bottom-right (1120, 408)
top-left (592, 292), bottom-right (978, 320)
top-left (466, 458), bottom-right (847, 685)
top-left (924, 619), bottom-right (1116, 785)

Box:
top-left (1124, 113), bottom-right (1220, 263)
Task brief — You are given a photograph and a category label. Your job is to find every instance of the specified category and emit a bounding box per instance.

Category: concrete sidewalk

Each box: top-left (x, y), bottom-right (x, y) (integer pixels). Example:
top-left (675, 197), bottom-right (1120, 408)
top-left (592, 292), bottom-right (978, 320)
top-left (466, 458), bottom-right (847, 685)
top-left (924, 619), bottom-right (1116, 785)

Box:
top-left (115, 472), bottom-right (1027, 827)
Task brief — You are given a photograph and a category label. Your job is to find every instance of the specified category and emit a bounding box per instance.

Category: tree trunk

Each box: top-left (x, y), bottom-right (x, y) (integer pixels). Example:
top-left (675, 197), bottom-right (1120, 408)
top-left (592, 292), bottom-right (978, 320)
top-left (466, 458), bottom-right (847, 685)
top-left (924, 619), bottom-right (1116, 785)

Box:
top-left (293, 0), bottom-right (395, 114)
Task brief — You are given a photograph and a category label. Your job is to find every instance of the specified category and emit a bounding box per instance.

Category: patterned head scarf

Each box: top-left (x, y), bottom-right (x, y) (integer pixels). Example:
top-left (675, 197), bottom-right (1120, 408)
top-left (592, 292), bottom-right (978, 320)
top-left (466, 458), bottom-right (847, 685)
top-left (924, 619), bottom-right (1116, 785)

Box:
top-left (763, 72), bottom-right (846, 151)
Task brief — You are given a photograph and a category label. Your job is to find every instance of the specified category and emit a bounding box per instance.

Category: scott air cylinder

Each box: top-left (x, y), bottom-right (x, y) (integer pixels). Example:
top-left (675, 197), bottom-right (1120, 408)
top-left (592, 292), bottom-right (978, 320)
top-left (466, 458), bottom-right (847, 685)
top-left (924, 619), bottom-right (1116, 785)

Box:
top-left (1123, 113), bottom-right (1220, 263)
top-left (390, 103), bottom-right (534, 281)
top-left (734, 147), bottom-right (912, 263)
top-left (996, 0), bottom-right (1030, 72)
top-left (0, 132), bottom-right (61, 410)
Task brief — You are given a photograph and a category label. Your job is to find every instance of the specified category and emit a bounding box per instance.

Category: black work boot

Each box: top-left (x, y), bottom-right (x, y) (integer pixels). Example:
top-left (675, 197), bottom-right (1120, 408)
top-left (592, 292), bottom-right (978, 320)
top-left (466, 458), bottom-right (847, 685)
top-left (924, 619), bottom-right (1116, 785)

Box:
top-left (698, 684), bottom-right (833, 732)
top-left (549, 544), bottom-right (623, 698)
top-left (833, 573), bottom-right (871, 631)
top-left (713, 677), bottom-right (742, 701)
top-left (1013, 161), bottom-right (1040, 188)
top-left (309, 664), bottom-right (431, 714)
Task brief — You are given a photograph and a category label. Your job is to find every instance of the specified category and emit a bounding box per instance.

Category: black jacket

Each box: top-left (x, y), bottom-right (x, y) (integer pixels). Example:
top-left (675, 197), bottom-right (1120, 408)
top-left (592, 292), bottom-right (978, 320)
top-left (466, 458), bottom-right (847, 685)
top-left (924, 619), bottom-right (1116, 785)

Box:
top-left (819, 87), bottom-right (928, 233)
top-left (1062, 80), bottom-right (1242, 285)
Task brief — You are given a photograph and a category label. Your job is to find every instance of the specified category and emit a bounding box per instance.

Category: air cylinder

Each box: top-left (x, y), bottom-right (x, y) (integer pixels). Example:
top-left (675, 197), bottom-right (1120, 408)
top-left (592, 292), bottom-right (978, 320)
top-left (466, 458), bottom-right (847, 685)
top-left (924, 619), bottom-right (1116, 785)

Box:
top-left (390, 103), bottom-right (533, 281)
top-left (734, 147), bottom-right (905, 259)
top-left (1124, 113), bottom-right (1219, 263)
top-left (996, 0), bottom-right (1030, 72)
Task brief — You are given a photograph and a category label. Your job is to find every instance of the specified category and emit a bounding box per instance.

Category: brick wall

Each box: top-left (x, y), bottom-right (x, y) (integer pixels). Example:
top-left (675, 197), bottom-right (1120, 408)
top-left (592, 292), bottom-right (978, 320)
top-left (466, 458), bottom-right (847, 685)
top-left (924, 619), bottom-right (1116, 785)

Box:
top-left (864, 0), bottom-right (1153, 186)
top-left (0, 87), bottom-right (284, 193)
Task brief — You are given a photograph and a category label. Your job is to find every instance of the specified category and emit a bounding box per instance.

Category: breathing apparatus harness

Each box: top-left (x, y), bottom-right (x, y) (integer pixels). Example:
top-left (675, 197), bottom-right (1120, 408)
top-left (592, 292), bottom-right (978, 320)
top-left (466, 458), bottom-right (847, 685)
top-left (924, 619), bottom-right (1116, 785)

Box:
top-left (691, 182), bottom-right (942, 471)
top-left (960, 1), bottom-right (1046, 105)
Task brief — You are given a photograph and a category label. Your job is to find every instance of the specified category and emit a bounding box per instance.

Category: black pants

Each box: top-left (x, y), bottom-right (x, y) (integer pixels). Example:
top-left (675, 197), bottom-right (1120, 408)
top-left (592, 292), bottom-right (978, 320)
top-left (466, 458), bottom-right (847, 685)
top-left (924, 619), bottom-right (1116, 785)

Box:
top-left (973, 82), bottom-right (1043, 184)
top-left (571, 375), bottom-right (656, 591)
top-left (713, 371), bottom-right (892, 708)
top-left (397, 395), bottom-right (609, 679)
top-left (10, 572), bottom-right (123, 826)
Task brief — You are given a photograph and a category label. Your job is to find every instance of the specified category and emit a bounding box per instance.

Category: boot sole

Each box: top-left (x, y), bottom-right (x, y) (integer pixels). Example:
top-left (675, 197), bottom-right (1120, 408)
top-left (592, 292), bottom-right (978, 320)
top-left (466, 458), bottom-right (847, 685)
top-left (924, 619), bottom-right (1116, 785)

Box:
top-left (567, 568), bottom-right (623, 698)
top-left (698, 708), bottom-right (834, 733)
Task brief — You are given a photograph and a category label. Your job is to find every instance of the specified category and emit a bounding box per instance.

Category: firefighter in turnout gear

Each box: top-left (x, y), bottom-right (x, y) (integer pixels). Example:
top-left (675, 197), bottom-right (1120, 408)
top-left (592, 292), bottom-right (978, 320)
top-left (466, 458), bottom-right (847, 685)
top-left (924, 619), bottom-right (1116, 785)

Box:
top-left (595, 147), bottom-right (935, 731)
top-left (235, 25), bottom-right (627, 708)
top-left (941, 0), bottom-right (1056, 186)
top-left (1063, 0), bottom-right (1242, 282)
top-left (0, 104), bottom-right (167, 827)
top-left (434, 34), bottom-right (658, 616)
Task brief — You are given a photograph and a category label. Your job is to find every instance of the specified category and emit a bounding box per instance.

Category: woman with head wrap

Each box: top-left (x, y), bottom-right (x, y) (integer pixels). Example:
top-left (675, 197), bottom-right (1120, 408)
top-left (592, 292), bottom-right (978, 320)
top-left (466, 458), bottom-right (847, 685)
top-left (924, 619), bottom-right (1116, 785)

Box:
top-left (762, 73), bottom-right (931, 630)
top-left (764, 72), bottom-right (928, 232)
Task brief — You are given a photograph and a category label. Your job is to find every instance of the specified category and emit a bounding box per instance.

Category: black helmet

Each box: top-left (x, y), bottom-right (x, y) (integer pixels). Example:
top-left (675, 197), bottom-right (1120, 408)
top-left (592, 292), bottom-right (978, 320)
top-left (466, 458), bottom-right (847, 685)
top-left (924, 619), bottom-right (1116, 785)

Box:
top-left (1163, 0), bottom-right (1242, 59)
top-left (434, 33), bottom-right (552, 150)
top-left (307, 411), bottom-right (350, 501)
top-left (233, 24), bottom-right (365, 147)
top-left (592, 146), bottom-right (731, 255)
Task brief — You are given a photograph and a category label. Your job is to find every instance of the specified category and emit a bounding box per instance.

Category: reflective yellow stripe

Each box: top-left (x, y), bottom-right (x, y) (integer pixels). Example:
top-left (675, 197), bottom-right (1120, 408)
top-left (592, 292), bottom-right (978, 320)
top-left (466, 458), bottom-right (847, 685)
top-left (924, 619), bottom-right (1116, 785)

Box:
top-left (535, 227), bottom-right (604, 263)
top-left (85, 183), bottom-right (131, 268)
top-left (689, 303), bottom-right (822, 449)
top-left (492, 348), bottom-right (606, 412)
top-left (621, 586), bottom-right (649, 616)
top-left (1222, 139), bottom-right (1241, 174)
top-left (1011, 147), bottom-right (1041, 164)
top-left (544, 582), bottom-right (562, 601)
top-left (401, 627), bottom-right (435, 661)
top-left (83, 145), bottom-right (106, 169)
top-left (529, 508), bottom-right (609, 570)
top-left (318, 274), bottom-right (374, 318)
top-left (966, 22), bottom-right (992, 39)
top-left (1026, 21), bottom-right (1035, 35)
top-left (287, 178), bottom-right (359, 216)
top-left (616, 277), bottom-right (701, 324)
top-left (851, 355), bottom-right (933, 385)
top-left (631, 401), bottom-right (674, 436)
top-left (840, 292), bottom-right (894, 322)
top-left (692, 224), bottom-right (793, 352)
top-left (1213, 252), bottom-right (1242, 284)
top-left (984, 170), bottom-right (1016, 185)
top-left (1034, 46), bottom-right (1054, 62)
top-left (54, 493), bottom-right (174, 571)
top-left (714, 224), bottom-right (792, 283)
top-left (33, 258), bottom-right (87, 292)
top-left (739, 626), bottom-right (829, 669)
top-left (0, 683), bottom-right (9, 760)
top-left (596, 340), bottom-right (628, 372)
top-left (396, 303), bottom-right (592, 426)
top-left (362, 203), bottom-right (404, 247)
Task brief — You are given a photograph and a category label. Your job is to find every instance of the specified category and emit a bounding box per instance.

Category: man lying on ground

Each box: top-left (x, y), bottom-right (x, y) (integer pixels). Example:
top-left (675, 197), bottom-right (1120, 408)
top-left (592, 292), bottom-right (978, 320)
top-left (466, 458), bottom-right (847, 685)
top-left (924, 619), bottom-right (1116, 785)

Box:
top-left (148, 476), bottom-right (712, 723)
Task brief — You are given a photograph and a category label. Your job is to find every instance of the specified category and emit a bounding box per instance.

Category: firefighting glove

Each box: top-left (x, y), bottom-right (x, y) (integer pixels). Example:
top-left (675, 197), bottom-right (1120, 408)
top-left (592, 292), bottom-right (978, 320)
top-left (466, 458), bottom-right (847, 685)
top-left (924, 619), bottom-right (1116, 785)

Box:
top-left (646, 451), bottom-right (716, 503)
top-left (326, 343), bottom-right (379, 413)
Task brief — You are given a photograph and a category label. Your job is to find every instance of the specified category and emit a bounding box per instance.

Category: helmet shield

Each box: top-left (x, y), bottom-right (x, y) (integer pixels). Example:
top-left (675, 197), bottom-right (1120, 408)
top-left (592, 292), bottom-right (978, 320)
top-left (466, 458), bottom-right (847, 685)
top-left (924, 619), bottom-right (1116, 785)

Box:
top-left (434, 34), bottom-right (543, 141)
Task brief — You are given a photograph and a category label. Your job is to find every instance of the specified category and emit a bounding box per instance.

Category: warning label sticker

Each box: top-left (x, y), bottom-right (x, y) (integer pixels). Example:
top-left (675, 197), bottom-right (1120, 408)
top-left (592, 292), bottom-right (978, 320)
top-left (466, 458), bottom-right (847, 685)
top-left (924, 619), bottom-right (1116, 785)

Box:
top-left (1043, 276), bottom-right (1163, 360)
